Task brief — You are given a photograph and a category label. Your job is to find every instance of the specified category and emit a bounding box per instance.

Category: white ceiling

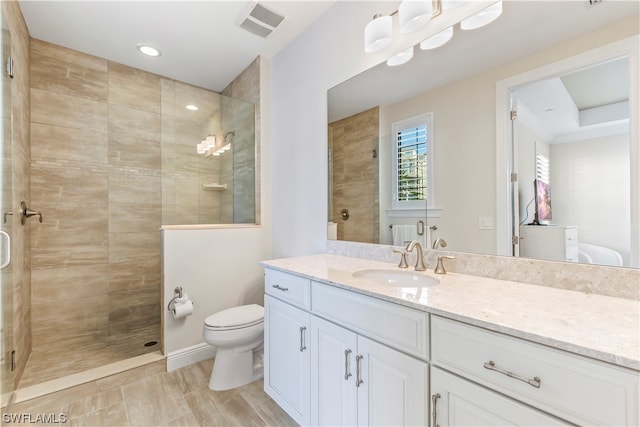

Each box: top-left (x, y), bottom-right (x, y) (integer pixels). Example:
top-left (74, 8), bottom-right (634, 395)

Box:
top-left (515, 57), bottom-right (630, 144)
top-left (18, 0), bottom-right (336, 92)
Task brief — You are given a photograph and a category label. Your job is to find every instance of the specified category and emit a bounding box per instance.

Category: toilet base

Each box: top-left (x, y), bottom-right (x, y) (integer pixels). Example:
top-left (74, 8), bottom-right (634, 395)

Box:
top-left (209, 346), bottom-right (264, 391)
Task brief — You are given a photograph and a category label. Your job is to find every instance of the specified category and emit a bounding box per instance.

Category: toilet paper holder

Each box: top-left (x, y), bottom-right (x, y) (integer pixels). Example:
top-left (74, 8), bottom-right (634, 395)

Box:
top-left (167, 286), bottom-right (190, 312)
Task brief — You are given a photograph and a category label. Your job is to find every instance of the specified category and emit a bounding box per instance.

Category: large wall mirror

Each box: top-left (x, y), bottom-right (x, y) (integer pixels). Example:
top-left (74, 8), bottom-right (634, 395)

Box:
top-left (327, 0), bottom-right (639, 268)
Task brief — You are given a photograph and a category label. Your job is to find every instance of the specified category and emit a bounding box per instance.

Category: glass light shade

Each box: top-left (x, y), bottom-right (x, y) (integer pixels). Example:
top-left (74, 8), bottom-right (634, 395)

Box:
top-left (460, 1), bottom-right (502, 30)
top-left (197, 143), bottom-right (206, 154)
top-left (420, 26), bottom-right (454, 50)
top-left (205, 135), bottom-right (216, 149)
top-left (399, 0), bottom-right (433, 34)
top-left (364, 15), bottom-right (392, 53)
top-left (387, 46), bottom-right (414, 67)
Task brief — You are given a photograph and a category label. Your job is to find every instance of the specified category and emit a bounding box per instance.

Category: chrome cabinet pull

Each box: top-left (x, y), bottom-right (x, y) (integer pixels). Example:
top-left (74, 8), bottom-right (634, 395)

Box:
top-left (483, 360), bottom-right (541, 388)
top-left (344, 349), bottom-right (352, 380)
top-left (299, 326), bottom-right (307, 352)
top-left (432, 393), bottom-right (441, 427)
top-left (272, 284), bottom-right (288, 292)
top-left (355, 355), bottom-right (364, 387)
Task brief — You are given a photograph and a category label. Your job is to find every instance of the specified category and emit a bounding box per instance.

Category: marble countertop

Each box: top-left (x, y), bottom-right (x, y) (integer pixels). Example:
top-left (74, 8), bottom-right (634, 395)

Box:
top-left (262, 254), bottom-right (640, 371)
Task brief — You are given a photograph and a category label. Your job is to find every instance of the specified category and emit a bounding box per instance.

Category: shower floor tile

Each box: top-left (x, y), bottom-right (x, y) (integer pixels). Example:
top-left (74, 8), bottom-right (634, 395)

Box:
top-left (18, 331), bottom-right (160, 389)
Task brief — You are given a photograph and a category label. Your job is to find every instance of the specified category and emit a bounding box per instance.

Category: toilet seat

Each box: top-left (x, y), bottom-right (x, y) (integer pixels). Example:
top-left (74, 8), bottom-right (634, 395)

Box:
top-left (204, 304), bottom-right (264, 330)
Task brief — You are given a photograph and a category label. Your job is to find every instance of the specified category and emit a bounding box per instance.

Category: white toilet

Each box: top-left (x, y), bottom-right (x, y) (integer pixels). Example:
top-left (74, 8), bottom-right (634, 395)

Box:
top-left (202, 304), bottom-right (264, 391)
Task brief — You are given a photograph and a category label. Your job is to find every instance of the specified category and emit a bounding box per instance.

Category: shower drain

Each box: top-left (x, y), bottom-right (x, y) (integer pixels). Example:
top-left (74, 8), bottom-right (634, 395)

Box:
top-left (144, 341), bottom-right (158, 347)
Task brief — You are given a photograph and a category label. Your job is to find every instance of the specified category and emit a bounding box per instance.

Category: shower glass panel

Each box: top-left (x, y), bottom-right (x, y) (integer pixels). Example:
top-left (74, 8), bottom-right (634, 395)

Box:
top-left (161, 81), bottom-right (256, 226)
top-left (0, 9), bottom-right (14, 402)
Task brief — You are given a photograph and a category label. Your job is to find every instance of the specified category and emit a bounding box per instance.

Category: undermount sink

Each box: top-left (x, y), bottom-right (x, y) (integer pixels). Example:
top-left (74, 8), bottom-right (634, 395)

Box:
top-left (352, 269), bottom-right (440, 288)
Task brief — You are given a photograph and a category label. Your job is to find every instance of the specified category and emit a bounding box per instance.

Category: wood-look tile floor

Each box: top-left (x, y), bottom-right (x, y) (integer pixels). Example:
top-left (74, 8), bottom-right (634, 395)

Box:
top-left (7, 358), bottom-right (297, 427)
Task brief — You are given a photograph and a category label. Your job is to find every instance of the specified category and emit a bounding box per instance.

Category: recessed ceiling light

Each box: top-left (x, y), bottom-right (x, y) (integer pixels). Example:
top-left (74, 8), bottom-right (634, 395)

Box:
top-left (137, 44), bottom-right (161, 57)
top-left (185, 105), bottom-right (199, 111)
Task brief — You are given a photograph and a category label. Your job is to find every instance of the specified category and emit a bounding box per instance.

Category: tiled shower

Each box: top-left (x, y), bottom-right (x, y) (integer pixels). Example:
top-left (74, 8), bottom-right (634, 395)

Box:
top-left (4, 24), bottom-right (257, 390)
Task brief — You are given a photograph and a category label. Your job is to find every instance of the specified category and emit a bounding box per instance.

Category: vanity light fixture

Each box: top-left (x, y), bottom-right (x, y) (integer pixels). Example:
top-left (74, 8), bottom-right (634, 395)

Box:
top-left (364, 0), bottom-right (502, 67)
top-left (364, 14), bottom-right (393, 53)
top-left (196, 131), bottom-right (235, 157)
top-left (387, 46), bottom-right (414, 66)
top-left (185, 104), bottom-right (199, 111)
top-left (399, 0), bottom-right (433, 34)
top-left (136, 44), bottom-right (161, 57)
top-left (420, 26), bottom-right (454, 50)
top-left (460, 0), bottom-right (502, 30)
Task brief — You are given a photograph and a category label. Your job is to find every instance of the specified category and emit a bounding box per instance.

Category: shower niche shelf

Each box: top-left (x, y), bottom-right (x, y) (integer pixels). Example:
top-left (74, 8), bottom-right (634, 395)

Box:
top-left (203, 183), bottom-right (227, 191)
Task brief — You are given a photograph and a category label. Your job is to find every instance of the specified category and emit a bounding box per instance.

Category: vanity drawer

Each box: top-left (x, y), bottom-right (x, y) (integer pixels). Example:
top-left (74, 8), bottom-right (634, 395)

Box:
top-left (264, 268), bottom-right (311, 310)
top-left (311, 282), bottom-right (428, 360)
top-left (431, 316), bottom-right (639, 426)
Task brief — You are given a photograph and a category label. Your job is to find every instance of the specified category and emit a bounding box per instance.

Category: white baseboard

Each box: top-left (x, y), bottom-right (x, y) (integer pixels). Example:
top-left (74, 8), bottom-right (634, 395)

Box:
top-left (166, 343), bottom-right (216, 372)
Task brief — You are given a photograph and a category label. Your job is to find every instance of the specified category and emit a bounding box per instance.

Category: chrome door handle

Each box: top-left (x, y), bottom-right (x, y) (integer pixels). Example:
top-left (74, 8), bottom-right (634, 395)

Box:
top-left (432, 393), bottom-right (441, 427)
top-left (344, 349), bottom-right (352, 380)
top-left (355, 355), bottom-right (364, 387)
top-left (0, 230), bottom-right (10, 269)
top-left (483, 360), bottom-right (541, 388)
top-left (299, 326), bottom-right (307, 352)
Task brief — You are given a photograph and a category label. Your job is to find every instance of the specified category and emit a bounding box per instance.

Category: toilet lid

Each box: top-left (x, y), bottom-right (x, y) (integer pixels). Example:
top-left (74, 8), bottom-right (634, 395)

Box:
top-left (205, 304), bottom-right (264, 328)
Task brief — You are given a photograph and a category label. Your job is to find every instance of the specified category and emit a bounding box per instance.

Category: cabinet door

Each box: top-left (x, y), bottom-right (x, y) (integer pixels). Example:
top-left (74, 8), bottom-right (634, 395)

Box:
top-left (310, 316), bottom-right (358, 426)
top-left (264, 295), bottom-right (310, 426)
top-left (357, 335), bottom-right (428, 427)
top-left (430, 367), bottom-right (566, 426)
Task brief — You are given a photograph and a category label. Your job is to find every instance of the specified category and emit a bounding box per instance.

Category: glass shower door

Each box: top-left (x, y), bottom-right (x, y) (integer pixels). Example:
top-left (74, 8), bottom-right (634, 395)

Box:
top-left (0, 8), bottom-right (14, 404)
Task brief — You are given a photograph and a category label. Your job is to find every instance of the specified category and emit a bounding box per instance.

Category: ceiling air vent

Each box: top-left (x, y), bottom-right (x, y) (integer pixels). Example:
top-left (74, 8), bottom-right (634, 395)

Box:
top-left (238, 2), bottom-right (285, 38)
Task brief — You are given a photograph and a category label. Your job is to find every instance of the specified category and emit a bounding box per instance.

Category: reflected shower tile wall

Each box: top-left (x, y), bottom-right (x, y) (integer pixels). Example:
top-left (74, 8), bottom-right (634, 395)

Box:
top-left (329, 107), bottom-right (380, 243)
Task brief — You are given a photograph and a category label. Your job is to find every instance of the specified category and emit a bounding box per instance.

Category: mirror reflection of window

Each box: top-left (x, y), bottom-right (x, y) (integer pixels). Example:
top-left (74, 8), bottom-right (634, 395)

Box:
top-left (391, 113), bottom-right (434, 211)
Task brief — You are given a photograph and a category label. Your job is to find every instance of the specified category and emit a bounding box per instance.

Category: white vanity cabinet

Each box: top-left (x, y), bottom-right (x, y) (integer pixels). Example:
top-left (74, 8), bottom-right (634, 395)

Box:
top-left (431, 367), bottom-right (567, 426)
top-left (264, 268), bottom-right (312, 426)
top-left (310, 315), bottom-right (428, 427)
top-left (264, 267), bottom-right (429, 427)
top-left (431, 316), bottom-right (640, 426)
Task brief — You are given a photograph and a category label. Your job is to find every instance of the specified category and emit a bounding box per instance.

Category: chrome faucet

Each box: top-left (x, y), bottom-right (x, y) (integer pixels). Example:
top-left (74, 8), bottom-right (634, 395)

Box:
top-left (405, 240), bottom-right (427, 271)
top-left (432, 237), bottom-right (447, 250)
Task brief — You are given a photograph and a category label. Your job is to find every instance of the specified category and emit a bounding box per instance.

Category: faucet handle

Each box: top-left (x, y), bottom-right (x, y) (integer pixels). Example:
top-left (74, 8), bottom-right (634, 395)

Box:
top-left (435, 255), bottom-right (456, 274)
top-left (392, 249), bottom-right (409, 269)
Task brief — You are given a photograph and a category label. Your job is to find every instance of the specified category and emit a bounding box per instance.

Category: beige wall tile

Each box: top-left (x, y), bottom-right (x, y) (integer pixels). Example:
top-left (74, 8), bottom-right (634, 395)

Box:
top-left (31, 88), bottom-right (108, 132)
top-left (31, 39), bottom-right (108, 102)
top-left (31, 123), bottom-right (108, 164)
top-left (31, 294), bottom-right (109, 345)
top-left (108, 61), bottom-right (161, 114)
top-left (31, 264), bottom-right (110, 304)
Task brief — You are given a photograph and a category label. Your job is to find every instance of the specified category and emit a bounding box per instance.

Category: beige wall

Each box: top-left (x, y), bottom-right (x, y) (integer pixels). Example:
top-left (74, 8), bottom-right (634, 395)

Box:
top-left (3, 0), bottom-right (31, 388)
top-left (329, 107), bottom-right (379, 243)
